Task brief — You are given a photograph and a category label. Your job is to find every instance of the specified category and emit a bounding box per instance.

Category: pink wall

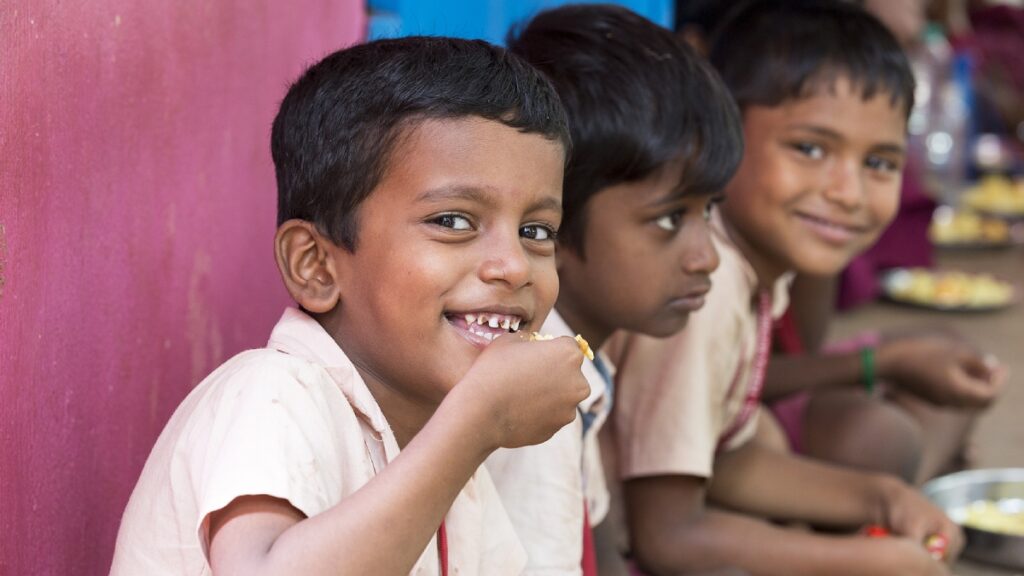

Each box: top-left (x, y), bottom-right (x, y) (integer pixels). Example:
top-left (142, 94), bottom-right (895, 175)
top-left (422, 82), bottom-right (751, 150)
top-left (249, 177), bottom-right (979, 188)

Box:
top-left (0, 2), bottom-right (365, 573)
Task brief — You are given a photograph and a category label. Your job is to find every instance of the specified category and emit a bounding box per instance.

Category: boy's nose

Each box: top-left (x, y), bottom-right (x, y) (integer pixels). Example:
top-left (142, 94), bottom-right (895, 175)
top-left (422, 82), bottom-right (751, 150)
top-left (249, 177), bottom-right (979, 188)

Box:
top-left (478, 234), bottom-right (531, 288)
top-left (823, 159), bottom-right (865, 210)
top-left (681, 222), bottom-right (720, 275)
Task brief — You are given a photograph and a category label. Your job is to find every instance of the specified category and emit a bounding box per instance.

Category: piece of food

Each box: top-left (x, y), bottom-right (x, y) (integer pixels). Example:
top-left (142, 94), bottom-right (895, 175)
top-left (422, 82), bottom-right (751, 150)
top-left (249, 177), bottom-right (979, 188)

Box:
top-left (862, 525), bottom-right (947, 559)
top-left (528, 332), bottom-right (595, 360)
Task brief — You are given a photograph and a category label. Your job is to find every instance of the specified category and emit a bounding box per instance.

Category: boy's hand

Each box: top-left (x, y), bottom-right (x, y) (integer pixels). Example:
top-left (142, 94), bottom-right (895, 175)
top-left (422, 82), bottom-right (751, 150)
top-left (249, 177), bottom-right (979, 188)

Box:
top-left (458, 333), bottom-right (591, 451)
top-left (878, 334), bottom-right (1007, 408)
top-left (875, 477), bottom-right (964, 564)
top-left (867, 537), bottom-right (953, 576)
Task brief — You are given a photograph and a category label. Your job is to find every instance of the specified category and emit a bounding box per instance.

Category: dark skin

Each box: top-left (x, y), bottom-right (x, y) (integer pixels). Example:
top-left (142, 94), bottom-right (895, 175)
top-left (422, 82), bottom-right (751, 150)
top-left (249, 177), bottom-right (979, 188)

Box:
top-left (622, 85), bottom-right (963, 575)
top-left (205, 118), bottom-right (591, 576)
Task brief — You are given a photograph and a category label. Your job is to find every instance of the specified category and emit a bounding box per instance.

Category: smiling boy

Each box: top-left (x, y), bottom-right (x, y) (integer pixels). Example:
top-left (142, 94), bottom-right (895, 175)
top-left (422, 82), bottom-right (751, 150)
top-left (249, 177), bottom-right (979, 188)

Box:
top-left (110, 37), bottom-right (590, 576)
top-left (484, 6), bottom-right (743, 575)
top-left (605, 2), bottom-right (966, 575)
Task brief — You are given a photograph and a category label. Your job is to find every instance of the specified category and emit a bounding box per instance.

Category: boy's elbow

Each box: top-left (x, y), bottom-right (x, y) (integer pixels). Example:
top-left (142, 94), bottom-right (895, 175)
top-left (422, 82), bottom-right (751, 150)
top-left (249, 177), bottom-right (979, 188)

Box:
top-left (631, 515), bottom-right (707, 576)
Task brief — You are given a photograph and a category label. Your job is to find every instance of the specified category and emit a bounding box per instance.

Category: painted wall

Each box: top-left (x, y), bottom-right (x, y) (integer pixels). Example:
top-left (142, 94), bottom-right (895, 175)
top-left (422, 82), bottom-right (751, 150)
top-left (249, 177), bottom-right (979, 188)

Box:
top-left (0, 2), bottom-right (365, 573)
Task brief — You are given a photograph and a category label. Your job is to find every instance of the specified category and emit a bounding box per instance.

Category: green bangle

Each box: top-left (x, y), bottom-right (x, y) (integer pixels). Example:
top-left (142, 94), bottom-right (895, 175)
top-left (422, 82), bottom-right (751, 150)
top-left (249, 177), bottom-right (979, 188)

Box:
top-left (860, 346), bottom-right (876, 395)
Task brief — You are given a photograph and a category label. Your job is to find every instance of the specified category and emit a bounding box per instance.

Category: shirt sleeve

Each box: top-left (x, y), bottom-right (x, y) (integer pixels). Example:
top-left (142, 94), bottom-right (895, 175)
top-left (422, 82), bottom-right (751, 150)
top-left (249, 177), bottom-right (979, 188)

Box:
top-left (610, 284), bottom-right (740, 480)
top-left (185, 360), bottom-right (350, 557)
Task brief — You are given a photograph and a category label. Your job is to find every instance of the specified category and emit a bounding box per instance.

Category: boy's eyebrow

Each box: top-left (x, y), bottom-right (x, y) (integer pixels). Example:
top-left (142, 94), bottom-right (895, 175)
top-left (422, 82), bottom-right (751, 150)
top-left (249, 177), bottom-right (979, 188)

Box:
top-left (415, 185), bottom-right (562, 213)
top-left (788, 124), bottom-right (906, 155)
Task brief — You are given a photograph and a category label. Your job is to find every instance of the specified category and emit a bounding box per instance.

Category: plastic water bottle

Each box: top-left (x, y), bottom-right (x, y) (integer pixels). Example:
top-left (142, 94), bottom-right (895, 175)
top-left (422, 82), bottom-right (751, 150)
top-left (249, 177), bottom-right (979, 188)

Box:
top-left (908, 25), bottom-right (973, 207)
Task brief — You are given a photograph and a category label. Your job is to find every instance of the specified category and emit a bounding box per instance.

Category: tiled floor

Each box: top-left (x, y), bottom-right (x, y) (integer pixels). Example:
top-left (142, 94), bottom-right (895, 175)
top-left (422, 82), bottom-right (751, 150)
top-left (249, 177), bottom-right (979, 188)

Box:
top-left (831, 248), bottom-right (1024, 575)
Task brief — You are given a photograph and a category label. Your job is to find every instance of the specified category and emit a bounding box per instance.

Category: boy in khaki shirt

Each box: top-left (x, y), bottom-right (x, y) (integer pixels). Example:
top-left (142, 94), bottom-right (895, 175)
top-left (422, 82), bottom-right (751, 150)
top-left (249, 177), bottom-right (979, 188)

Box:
top-left (111, 37), bottom-right (591, 576)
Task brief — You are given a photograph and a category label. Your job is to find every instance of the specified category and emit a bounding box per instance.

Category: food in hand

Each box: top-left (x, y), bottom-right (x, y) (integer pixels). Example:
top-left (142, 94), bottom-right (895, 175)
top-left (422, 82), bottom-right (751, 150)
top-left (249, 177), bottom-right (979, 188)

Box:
top-left (862, 525), bottom-right (948, 560)
top-left (528, 332), bottom-right (595, 360)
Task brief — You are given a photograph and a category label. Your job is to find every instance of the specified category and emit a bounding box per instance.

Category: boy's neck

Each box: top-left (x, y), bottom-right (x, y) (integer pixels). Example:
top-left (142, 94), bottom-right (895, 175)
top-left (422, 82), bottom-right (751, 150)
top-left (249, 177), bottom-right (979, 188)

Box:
top-left (720, 215), bottom-right (789, 294)
top-left (553, 299), bottom-right (612, 353)
top-left (353, 364), bottom-right (437, 449)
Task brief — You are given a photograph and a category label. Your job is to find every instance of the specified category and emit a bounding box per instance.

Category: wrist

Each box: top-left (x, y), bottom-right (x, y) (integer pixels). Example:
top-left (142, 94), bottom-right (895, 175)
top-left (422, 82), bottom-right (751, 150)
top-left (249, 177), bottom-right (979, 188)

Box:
top-left (435, 382), bottom-right (502, 460)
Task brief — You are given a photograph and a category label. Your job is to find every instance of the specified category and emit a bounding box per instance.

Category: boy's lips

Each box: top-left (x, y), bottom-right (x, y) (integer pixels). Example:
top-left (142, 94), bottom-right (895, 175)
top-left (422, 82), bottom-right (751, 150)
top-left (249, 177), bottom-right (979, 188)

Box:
top-left (444, 308), bottom-right (528, 348)
top-left (794, 211), bottom-right (866, 246)
top-left (668, 283), bottom-right (712, 313)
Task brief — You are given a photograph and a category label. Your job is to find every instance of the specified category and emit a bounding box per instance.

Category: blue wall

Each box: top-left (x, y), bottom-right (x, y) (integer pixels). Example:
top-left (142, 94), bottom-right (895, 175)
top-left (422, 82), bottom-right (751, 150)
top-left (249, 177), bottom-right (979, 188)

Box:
top-left (368, 0), bottom-right (674, 45)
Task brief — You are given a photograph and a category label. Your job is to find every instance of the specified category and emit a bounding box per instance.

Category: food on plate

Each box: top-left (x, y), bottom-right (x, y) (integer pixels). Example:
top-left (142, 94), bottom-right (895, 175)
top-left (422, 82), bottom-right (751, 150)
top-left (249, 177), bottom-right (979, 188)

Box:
top-left (952, 500), bottom-right (1024, 536)
top-left (961, 175), bottom-right (1024, 216)
top-left (883, 268), bottom-right (1015, 309)
top-left (929, 206), bottom-right (1011, 246)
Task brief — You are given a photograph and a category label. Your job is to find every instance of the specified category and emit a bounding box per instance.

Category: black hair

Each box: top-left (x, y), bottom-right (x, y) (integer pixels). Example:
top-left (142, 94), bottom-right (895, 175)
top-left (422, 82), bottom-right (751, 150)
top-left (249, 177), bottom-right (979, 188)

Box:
top-left (708, 0), bottom-right (915, 118)
top-left (272, 36), bottom-right (571, 251)
top-left (508, 4), bottom-right (743, 253)
top-left (674, 0), bottom-right (748, 34)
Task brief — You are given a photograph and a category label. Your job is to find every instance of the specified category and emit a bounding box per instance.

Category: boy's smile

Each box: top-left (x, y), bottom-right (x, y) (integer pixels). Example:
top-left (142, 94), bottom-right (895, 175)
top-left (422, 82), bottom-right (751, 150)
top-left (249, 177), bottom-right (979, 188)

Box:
top-left (556, 156), bottom-right (720, 348)
top-left (324, 117), bottom-right (564, 428)
top-left (721, 77), bottom-right (907, 283)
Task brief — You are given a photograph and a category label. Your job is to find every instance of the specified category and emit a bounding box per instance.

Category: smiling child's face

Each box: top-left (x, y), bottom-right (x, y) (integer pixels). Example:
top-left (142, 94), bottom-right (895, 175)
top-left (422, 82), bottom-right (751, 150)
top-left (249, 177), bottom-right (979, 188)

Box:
top-left (721, 76), bottom-right (907, 282)
top-left (329, 117), bottom-right (564, 406)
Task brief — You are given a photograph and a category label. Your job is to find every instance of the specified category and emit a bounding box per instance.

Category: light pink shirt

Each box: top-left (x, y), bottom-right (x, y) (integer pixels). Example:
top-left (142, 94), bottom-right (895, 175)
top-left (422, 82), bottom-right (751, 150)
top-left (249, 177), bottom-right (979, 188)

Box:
top-left (485, 310), bottom-right (612, 576)
top-left (605, 213), bottom-right (792, 481)
top-left (110, 308), bottom-right (526, 576)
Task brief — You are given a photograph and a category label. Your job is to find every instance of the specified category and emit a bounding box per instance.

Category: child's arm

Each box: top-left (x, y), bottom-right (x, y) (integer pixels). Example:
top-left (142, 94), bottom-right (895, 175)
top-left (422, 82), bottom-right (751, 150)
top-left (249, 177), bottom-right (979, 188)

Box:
top-left (763, 333), bottom-right (1005, 408)
top-left (207, 335), bottom-right (590, 576)
top-left (625, 442), bottom-right (962, 576)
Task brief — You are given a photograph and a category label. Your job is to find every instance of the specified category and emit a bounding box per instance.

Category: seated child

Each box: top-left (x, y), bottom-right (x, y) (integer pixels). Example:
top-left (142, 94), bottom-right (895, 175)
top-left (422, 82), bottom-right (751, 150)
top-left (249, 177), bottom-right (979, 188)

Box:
top-left (485, 5), bottom-right (743, 575)
top-left (109, 36), bottom-right (593, 576)
top-left (604, 2), bottom-right (965, 574)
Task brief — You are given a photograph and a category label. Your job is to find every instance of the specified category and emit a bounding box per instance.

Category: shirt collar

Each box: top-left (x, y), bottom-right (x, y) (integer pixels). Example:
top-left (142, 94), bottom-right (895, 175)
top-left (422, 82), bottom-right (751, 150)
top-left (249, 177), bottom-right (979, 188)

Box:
top-left (710, 211), bottom-right (793, 320)
top-left (266, 308), bottom-right (392, 435)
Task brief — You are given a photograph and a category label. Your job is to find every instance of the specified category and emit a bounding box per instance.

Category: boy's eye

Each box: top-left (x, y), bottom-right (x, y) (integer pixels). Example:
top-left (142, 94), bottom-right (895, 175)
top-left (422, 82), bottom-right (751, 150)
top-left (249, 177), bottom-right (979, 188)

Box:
top-left (431, 213), bottom-right (473, 230)
top-left (703, 196), bottom-right (724, 222)
top-left (520, 224), bottom-right (557, 241)
top-left (793, 142), bottom-right (825, 160)
top-left (655, 211), bottom-right (685, 231)
top-left (865, 155), bottom-right (900, 173)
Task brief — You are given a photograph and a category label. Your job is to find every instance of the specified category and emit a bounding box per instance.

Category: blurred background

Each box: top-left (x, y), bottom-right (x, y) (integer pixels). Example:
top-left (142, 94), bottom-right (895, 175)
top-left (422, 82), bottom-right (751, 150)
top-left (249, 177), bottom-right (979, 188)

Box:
top-left (1, 1), bottom-right (1021, 574)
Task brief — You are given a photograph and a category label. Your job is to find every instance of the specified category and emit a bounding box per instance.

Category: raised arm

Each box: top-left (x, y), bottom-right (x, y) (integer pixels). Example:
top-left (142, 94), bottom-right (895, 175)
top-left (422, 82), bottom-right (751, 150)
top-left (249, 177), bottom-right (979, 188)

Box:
top-left (208, 335), bottom-right (590, 576)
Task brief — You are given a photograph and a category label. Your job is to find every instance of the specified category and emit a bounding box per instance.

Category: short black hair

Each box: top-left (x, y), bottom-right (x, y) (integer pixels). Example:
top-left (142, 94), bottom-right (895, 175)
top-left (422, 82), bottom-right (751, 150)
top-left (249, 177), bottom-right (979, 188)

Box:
top-left (272, 36), bottom-right (571, 251)
top-left (508, 4), bottom-right (743, 253)
top-left (708, 0), bottom-right (915, 118)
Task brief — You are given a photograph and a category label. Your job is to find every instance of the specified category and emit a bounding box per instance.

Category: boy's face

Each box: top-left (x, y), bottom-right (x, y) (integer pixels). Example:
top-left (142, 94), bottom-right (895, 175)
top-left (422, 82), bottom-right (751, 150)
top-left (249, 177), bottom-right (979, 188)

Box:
top-left (556, 156), bottom-right (720, 343)
top-left (331, 117), bottom-right (564, 405)
top-left (721, 77), bottom-right (906, 280)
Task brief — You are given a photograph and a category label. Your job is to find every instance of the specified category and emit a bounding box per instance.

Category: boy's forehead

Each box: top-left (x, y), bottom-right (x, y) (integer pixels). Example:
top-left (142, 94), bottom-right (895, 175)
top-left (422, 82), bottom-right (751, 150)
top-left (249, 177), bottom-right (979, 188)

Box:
top-left (373, 117), bottom-right (566, 208)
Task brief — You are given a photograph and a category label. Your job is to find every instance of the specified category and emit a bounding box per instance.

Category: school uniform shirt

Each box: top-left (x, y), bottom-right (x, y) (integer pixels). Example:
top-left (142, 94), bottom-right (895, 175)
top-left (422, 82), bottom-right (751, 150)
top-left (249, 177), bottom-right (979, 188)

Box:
top-left (110, 307), bottom-right (526, 576)
top-left (485, 310), bottom-right (613, 576)
top-left (605, 211), bottom-right (792, 482)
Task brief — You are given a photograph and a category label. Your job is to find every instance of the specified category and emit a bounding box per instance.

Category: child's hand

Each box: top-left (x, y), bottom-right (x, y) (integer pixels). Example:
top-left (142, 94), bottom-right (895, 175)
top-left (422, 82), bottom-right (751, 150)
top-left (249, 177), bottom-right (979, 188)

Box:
top-left (866, 536), bottom-right (953, 576)
top-left (878, 333), bottom-right (1007, 408)
top-left (876, 477), bottom-right (964, 565)
top-left (458, 333), bottom-right (591, 450)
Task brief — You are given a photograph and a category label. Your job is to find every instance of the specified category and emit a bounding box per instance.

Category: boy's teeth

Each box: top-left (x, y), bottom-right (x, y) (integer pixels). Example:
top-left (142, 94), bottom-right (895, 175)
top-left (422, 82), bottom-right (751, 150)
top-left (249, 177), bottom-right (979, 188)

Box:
top-left (488, 317), bottom-right (500, 328)
top-left (501, 318), bottom-right (511, 330)
top-left (511, 318), bottom-right (521, 331)
top-left (465, 314), bottom-right (476, 324)
top-left (477, 315), bottom-right (486, 325)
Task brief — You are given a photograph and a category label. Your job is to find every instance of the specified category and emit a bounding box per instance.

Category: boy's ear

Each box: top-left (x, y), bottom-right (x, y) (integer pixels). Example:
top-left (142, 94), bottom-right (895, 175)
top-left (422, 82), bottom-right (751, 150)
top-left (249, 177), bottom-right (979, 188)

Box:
top-left (274, 220), bottom-right (343, 314)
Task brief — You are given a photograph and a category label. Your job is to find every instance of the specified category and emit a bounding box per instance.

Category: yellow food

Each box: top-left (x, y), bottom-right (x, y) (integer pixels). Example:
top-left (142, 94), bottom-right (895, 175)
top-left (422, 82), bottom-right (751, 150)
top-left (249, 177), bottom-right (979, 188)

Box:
top-left (961, 175), bottom-right (1024, 216)
top-left (528, 332), bottom-right (596, 360)
top-left (929, 207), bottom-right (1010, 245)
top-left (885, 268), bottom-right (1014, 309)
top-left (953, 500), bottom-right (1024, 536)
